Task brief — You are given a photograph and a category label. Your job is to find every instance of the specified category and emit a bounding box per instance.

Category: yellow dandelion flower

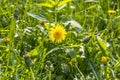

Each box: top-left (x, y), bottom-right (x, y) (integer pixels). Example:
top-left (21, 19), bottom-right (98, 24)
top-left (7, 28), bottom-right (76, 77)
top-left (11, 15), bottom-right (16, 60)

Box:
top-left (108, 10), bottom-right (116, 14)
top-left (101, 56), bottom-right (107, 63)
top-left (49, 25), bottom-right (67, 43)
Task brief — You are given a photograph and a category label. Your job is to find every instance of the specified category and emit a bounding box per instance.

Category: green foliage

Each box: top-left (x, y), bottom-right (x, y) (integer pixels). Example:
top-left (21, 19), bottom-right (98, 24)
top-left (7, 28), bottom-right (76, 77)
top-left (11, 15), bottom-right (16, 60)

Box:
top-left (0, 0), bottom-right (120, 80)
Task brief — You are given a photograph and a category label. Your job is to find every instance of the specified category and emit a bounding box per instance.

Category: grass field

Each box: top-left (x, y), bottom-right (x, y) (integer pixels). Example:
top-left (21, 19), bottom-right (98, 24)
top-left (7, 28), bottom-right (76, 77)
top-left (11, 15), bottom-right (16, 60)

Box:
top-left (0, 0), bottom-right (120, 80)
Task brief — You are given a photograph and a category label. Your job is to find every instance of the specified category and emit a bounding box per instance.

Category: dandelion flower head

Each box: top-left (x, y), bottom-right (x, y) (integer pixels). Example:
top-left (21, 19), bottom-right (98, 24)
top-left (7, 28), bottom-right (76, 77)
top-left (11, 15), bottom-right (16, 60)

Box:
top-left (108, 10), bottom-right (116, 14)
top-left (101, 56), bottom-right (107, 63)
top-left (49, 25), bottom-right (67, 43)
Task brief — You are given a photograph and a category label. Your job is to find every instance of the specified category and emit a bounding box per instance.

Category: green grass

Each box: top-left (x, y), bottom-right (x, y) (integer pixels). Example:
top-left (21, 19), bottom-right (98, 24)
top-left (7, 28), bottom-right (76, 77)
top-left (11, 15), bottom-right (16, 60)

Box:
top-left (0, 0), bottom-right (120, 80)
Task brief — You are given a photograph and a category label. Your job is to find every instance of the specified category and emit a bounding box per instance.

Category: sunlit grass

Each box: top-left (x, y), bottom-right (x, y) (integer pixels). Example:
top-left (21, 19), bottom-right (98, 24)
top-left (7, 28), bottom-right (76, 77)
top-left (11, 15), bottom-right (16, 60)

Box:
top-left (0, 0), bottom-right (120, 80)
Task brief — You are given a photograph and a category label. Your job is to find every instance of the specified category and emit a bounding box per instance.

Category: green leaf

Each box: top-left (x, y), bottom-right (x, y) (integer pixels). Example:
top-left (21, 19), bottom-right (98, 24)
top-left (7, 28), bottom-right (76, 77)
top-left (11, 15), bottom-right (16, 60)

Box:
top-left (27, 12), bottom-right (46, 20)
top-left (65, 20), bottom-right (82, 30)
top-left (96, 36), bottom-right (108, 52)
top-left (45, 47), bottom-right (63, 57)
top-left (66, 48), bottom-right (76, 58)
top-left (55, 75), bottom-right (64, 80)
top-left (61, 63), bottom-right (70, 73)
top-left (88, 61), bottom-right (99, 80)
top-left (57, 4), bottom-right (67, 10)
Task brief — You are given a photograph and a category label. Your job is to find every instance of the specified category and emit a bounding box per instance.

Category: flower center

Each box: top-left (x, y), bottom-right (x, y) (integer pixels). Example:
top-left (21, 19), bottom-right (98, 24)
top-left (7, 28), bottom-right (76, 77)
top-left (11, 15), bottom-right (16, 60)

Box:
top-left (54, 32), bottom-right (61, 39)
